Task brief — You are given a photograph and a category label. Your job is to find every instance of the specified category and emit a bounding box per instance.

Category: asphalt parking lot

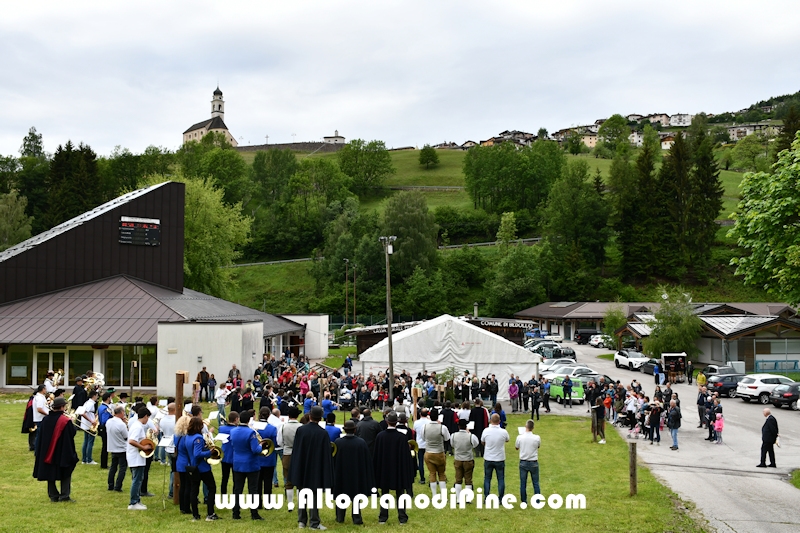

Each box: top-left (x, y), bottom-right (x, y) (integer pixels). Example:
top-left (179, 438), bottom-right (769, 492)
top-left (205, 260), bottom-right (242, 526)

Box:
top-left (553, 342), bottom-right (800, 533)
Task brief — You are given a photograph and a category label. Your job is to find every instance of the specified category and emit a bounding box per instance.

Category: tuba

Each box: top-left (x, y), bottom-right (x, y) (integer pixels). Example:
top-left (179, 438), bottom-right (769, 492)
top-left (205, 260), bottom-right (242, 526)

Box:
top-left (139, 428), bottom-right (158, 458)
top-left (331, 441), bottom-right (337, 457)
top-left (204, 433), bottom-right (224, 465)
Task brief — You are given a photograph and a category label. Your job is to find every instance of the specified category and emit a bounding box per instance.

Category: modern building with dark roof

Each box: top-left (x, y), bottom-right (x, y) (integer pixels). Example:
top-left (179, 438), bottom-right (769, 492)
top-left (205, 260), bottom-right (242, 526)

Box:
top-left (182, 87), bottom-right (238, 146)
top-left (0, 181), bottom-right (305, 394)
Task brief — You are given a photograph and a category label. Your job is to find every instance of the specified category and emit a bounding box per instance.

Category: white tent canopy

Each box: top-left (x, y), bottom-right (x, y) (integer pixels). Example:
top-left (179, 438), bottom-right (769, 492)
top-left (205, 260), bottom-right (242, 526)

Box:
top-left (358, 314), bottom-right (538, 402)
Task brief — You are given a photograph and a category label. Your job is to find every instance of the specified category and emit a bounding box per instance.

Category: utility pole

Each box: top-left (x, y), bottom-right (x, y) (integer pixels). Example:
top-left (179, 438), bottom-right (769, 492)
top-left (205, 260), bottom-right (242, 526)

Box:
top-left (379, 236), bottom-right (397, 403)
top-left (265, 134), bottom-right (269, 145)
top-left (353, 264), bottom-right (357, 325)
top-left (343, 259), bottom-right (349, 326)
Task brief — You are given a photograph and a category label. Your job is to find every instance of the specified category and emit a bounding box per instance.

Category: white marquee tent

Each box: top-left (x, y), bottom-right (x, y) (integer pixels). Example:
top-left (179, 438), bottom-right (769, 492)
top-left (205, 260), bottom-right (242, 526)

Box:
top-left (358, 314), bottom-right (538, 401)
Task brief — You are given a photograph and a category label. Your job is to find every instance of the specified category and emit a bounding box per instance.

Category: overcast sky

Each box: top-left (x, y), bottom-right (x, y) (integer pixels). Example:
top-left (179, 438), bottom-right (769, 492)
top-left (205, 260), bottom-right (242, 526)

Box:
top-left (2, 1), bottom-right (798, 156)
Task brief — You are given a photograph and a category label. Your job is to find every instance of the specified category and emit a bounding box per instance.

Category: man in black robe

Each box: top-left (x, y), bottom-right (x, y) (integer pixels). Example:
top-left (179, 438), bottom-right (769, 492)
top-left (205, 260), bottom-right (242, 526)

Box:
top-left (33, 397), bottom-right (78, 502)
top-left (333, 421), bottom-right (374, 524)
top-left (289, 406), bottom-right (333, 529)
top-left (469, 399), bottom-right (488, 457)
top-left (373, 411), bottom-right (414, 525)
top-left (22, 393), bottom-right (36, 451)
top-left (441, 401), bottom-right (459, 455)
top-left (355, 408), bottom-right (382, 456)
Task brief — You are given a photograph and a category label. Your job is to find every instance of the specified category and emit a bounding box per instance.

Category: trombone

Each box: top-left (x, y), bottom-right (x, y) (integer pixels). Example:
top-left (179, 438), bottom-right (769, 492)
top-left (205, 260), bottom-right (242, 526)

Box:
top-left (252, 427), bottom-right (275, 457)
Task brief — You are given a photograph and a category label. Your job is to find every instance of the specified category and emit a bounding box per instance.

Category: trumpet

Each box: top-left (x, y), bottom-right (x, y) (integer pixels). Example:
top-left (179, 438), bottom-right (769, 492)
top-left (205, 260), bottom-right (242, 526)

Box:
top-left (204, 433), bottom-right (224, 465)
top-left (139, 428), bottom-right (158, 458)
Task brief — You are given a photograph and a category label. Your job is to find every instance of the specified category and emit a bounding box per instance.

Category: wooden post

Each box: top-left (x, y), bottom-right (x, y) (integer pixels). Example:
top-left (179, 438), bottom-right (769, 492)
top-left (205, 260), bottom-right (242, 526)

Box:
top-left (173, 371), bottom-right (188, 505)
top-left (629, 442), bottom-right (637, 496)
top-left (411, 387), bottom-right (420, 423)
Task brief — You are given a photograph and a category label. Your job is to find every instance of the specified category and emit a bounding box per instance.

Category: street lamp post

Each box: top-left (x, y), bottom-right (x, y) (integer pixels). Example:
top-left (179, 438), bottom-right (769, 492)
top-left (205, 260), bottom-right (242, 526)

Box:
top-left (343, 259), bottom-right (349, 326)
top-left (353, 264), bottom-right (357, 325)
top-left (379, 236), bottom-right (397, 403)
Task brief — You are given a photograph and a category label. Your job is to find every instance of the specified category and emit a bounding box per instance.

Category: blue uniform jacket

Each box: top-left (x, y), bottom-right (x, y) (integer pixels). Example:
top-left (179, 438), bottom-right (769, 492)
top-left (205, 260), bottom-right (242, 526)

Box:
top-left (322, 399), bottom-right (337, 419)
top-left (186, 433), bottom-right (211, 473)
top-left (175, 434), bottom-right (188, 473)
top-left (325, 424), bottom-right (341, 442)
top-left (218, 425), bottom-right (234, 464)
top-left (257, 424), bottom-right (278, 468)
top-left (230, 425), bottom-right (261, 473)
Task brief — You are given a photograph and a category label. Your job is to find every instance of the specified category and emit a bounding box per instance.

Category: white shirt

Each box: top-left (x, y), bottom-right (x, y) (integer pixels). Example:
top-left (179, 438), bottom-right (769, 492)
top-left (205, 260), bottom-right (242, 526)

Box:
top-left (106, 416), bottom-right (129, 453)
top-left (515, 432), bottom-right (541, 462)
top-left (267, 414), bottom-right (284, 450)
top-left (44, 378), bottom-right (56, 394)
top-left (215, 387), bottom-right (230, 404)
top-left (413, 417), bottom-right (431, 448)
top-left (147, 402), bottom-right (158, 418)
top-left (457, 408), bottom-right (471, 421)
top-left (160, 414), bottom-right (176, 453)
top-left (33, 393), bottom-right (49, 422)
top-left (80, 399), bottom-right (96, 431)
top-left (481, 424), bottom-right (510, 462)
top-left (127, 420), bottom-right (147, 467)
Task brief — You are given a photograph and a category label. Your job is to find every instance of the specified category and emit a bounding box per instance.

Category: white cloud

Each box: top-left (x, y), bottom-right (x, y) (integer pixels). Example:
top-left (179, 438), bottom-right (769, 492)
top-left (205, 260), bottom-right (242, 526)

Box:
top-left (1, 0), bottom-right (798, 155)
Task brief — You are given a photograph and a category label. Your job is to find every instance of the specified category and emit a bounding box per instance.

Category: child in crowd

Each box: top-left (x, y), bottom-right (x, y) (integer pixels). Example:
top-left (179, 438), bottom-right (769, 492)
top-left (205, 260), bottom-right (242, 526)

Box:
top-left (714, 413), bottom-right (724, 444)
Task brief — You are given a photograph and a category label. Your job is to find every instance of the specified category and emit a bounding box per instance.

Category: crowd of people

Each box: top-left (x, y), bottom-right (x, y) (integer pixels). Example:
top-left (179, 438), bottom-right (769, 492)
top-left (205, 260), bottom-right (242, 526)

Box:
top-left (23, 355), bottom-right (546, 527)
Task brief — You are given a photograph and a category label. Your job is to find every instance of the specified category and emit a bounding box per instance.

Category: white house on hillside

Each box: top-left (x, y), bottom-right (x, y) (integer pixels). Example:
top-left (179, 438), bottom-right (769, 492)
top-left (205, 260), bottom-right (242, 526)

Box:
top-left (323, 130), bottom-right (346, 144)
top-left (669, 113), bottom-right (694, 127)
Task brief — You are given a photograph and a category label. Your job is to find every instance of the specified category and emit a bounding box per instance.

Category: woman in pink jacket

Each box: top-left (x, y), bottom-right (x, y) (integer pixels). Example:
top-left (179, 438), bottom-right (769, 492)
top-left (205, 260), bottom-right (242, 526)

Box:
top-left (714, 413), bottom-right (724, 444)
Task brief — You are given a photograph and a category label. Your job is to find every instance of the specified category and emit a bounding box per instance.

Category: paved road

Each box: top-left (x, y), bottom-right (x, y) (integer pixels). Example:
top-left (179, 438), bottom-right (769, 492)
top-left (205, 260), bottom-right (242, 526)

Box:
top-left (559, 343), bottom-right (800, 533)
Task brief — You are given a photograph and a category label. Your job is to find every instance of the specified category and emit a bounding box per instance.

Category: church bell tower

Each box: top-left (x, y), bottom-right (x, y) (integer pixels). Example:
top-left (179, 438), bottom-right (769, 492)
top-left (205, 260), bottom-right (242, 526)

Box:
top-left (211, 86), bottom-right (225, 119)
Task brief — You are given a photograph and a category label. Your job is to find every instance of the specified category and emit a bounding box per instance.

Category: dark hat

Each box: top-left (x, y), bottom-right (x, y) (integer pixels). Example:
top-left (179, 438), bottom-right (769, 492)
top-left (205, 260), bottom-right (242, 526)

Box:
top-left (343, 420), bottom-right (356, 432)
top-left (47, 371), bottom-right (54, 376)
top-left (75, 376), bottom-right (83, 382)
top-left (119, 392), bottom-right (129, 399)
top-left (106, 387), bottom-right (116, 393)
top-left (52, 397), bottom-right (67, 409)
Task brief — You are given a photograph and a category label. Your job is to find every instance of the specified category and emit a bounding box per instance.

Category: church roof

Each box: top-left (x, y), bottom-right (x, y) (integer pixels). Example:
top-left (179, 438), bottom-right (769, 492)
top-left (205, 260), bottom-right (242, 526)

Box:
top-left (213, 86), bottom-right (223, 96)
top-left (183, 116), bottom-right (229, 135)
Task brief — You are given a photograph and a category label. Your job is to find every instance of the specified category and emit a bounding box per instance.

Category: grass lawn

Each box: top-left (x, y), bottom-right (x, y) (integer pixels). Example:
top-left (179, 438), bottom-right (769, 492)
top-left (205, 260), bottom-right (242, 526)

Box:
top-left (0, 394), bottom-right (703, 532)
top-left (385, 150), bottom-right (466, 187)
top-left (360, 189), bottom-right (473, 215)
top-left (792, 470), bottom-right (800, 490)
top-left (228, 261), bottom-right (316, 314)
top-left (324, 346), bottom-right (357, 368)
top-left (596, 354), bottom-right (615, 361)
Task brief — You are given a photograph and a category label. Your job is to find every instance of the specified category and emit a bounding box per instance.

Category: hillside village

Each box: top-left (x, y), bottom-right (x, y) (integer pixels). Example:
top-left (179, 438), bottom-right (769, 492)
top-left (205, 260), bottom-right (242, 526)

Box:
top-left (434, 110), bottom-right (785, 152)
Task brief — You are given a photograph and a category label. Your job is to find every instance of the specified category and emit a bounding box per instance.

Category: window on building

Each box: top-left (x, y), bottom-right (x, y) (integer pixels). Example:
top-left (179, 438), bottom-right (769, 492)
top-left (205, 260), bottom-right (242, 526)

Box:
top-left (105, 350), bottom-right (122, 386)
top-left (68, 350), bottom-right (94, 383)
top-left (6, 346), bottom-right (33, 385)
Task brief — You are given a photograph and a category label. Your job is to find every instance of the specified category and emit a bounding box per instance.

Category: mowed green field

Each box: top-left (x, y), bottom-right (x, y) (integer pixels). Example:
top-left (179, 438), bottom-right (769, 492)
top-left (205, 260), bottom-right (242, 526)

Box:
top-left (229, 260), bottom-right (316, 315)
top-left (237, 148), bottom-right (744, 220)
top-left (0, 394), bottom-right (703, 533)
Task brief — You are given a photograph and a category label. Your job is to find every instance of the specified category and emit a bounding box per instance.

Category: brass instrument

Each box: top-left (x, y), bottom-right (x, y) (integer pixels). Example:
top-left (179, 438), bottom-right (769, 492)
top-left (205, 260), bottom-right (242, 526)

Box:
top-left (139, 428), bottom-right (158, 458)
top-left (408, 439), bottom-right (419, 458)
top-left (53, 369), bottom-right (64, 389)
top-left (331, 441), bottom-right (337, 457)
top-left (204, 433), bottom-right (224, 465)
top-left (252, 427), bottom-right (275, 456)
top-left (72, 405), bottom-right (86, 430)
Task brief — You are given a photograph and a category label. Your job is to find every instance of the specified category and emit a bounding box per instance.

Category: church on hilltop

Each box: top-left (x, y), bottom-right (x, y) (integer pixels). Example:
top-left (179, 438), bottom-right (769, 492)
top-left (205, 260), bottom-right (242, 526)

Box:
top-left (182, 86), bottom-right (238, 146)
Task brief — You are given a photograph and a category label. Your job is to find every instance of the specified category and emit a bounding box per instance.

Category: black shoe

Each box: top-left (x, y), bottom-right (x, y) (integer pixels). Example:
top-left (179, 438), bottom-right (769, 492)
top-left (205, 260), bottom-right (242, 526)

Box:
top-left (756, 464), bottom-right (766, 468)
top-left (108, 487), bottom-right (114, 491)
top-left (252, 515), bottom-right (264, 521)
top-left (232, 515), bottom-right (241, 520)
top-left (768, 464), bottom-right (777, 468)
top-left (114, 488), bottom-right (122, 492)
top-left (50, 498), bottom-right (59, 503)
top-left (59, 498), bottom-right (77, 503)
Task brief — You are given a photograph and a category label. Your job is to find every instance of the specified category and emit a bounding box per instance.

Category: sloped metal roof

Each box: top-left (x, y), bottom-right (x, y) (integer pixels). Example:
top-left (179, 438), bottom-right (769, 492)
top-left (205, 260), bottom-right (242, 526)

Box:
top-left (0, 182), bottom-right (171, 264)
top-left (0, 275), bottom-right (304, 345)
top-left (700, 315), bottom-right (777, 336)
top-left (627, 322), bottom-right (653, 337)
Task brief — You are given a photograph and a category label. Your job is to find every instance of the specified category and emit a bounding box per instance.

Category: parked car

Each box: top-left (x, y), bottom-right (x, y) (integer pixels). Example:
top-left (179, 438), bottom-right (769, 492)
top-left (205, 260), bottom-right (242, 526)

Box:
top-left (614, 350), bottom-right (650, 371)
top-left (549, 376), bottom-right (585, 405)
top-left (537, 345), bottom-right (577, 360)
top-left (543, 366), bottom-right (596, 380)
top-left (769, 383), bottom-right (800, 410)
top-left (574, 329), bottom-right (600, 345)
top-left (703, 365), bottom-right (738, 377)
top-left (580, 374), bottom-right (617, 388)
top-left (528, 341), bottom-right (560, 353)
top-left (588, 334), bottom-right (614, 349)
top-left (706, 374), bottom-right (745, 398)
top-left (539, 358), bottom-right (577, 372)
top-left (736, 374), bottom-right (796, 404)
top-left (639, 358), bottom-right (662, 375)
top-left (544, 334), bottom-right (564, 343)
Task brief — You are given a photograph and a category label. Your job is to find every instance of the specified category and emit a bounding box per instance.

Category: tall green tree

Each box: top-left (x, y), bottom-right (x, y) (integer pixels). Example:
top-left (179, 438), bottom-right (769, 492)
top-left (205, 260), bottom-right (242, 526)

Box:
top-left (382, 191), bottom-right (439, 281)
top-left (418, 144), bottom-right (439, 169)
top-left (337, 139), bottom-right (395, 192)
top-left (732, 133), bottom-right (766, 171)
top-left (643, 288), bottom-right (702, 359)
top-left (0, 156), bottom-right (18, 194)
top-left (45, 142), bottom-right (103, 229)
top-left (485, 244), bottom-right (545, 317)
top-left (20, 127), bottom-right (45, 158)
top-left (250, 149), bottom-right (299, 210)
top-left (774, 105), bottom-right (800, 157)
top-left (141, 173), bottom-right (251, 298)
top-left (729, 132), bottom-right (800, 304)
top-left (564, 130), bottom-right (583, 155)
top-left (596, 114), bottom-right (630, 155)
top-left (542, 159), bottom-right (610, 269)
top-left (602, 303), bottom-right (627, 349)
top-left (688, 124), bottom-right (724, 275)
top-left (397, 267), bottom-right (451, 316)
top-left (496, 211), bottom-right (517, 252)
top-left (654, 133), bottom-right (693, 277)
top-left (0, 190), bottom-right (32, 251)
top-left (16, 128), bottom-right (50, 234)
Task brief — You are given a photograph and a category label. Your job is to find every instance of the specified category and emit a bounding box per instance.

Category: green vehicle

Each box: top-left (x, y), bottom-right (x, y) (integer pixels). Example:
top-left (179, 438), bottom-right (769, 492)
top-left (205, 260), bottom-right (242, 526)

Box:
top-left (549, 376), bottom-right (585, 405)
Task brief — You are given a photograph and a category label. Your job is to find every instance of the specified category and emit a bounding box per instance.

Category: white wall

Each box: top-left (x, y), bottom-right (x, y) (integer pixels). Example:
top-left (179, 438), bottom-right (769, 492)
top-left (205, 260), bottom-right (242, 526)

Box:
top-left (280, 314), bottom-right (327, 360)
top-left (156, 322), bottom-right (262, 396)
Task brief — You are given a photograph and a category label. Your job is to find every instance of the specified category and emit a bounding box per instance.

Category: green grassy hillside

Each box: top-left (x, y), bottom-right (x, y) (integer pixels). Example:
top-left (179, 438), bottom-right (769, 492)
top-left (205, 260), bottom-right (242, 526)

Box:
top-left (228, 260), bottom-right (316, 314)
